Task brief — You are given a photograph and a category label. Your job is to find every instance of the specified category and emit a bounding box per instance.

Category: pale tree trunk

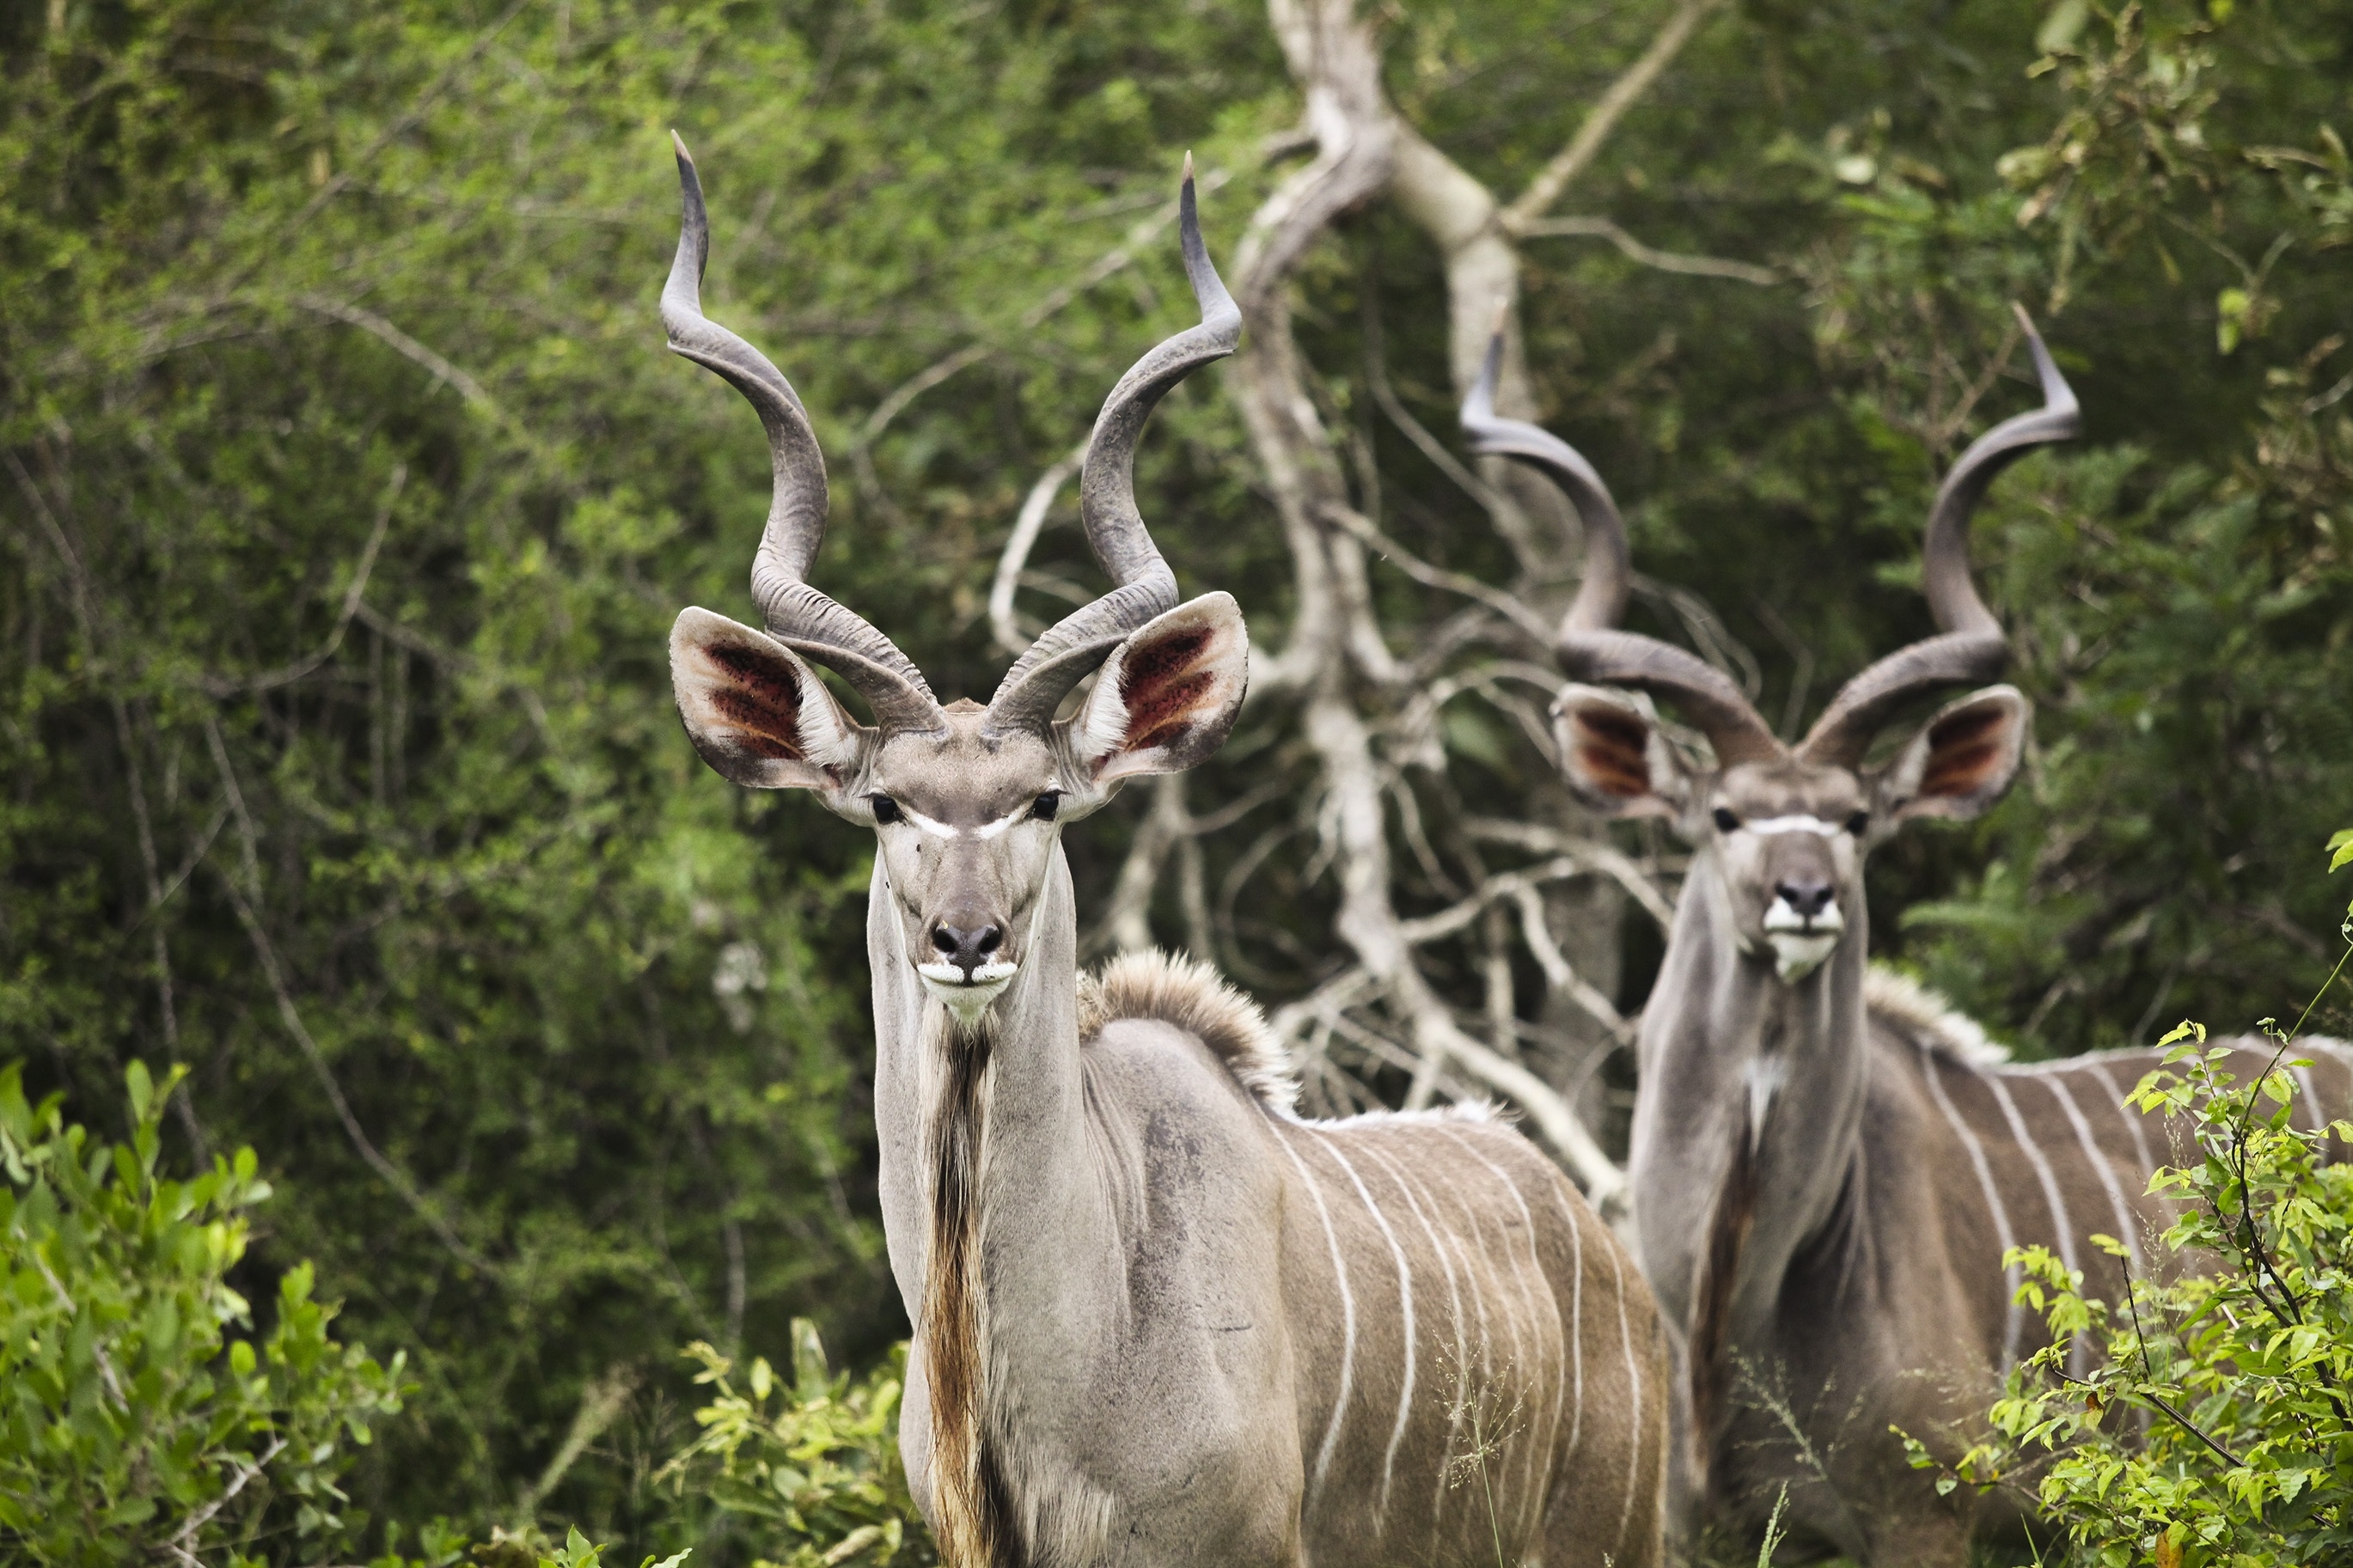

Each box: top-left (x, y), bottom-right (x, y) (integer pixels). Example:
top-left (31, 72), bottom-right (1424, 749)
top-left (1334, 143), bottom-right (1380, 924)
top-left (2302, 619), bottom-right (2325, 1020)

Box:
top-left (1007, 0), bottom-right (1751, 1210)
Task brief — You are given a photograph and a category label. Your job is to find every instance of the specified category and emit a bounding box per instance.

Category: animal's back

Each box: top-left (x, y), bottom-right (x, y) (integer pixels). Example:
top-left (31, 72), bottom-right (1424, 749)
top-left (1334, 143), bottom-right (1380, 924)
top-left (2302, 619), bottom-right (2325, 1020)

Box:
top-left (1077, 951), bottom-right (1664, 1565)
top-left (1273, 1109), bottom-right (1665, 1567)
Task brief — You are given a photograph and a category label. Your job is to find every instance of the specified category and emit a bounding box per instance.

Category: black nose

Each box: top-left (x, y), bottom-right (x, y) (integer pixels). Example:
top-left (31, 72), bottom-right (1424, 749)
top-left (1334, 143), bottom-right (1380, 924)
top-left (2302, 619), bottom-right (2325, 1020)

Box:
top-left (1775, 877), bottom-right (1837, 920)
top-left (930, 921), bottom-right (1004, 979)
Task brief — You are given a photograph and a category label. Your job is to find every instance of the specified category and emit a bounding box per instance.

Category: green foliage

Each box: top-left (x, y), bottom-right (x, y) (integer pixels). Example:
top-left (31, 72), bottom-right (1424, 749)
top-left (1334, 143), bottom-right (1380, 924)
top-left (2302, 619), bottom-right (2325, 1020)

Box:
top-left (0, 1060), bottom-right (406, 1565)
top-left (5, 0), bottom-right (2352, 1554)
top-left (1907, 838), bottom-right (2353, 1564)
top-left (656, 1324), bottom-right (931, 1568)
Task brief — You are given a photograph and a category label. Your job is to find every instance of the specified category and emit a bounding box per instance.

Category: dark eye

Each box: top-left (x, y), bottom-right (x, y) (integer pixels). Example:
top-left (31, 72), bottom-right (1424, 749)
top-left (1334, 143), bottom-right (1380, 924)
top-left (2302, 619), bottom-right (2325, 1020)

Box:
top-left (1712, 808), bottom-right (1739, 833)
top-left (870, 796), bottom-right (901, 825)
top-left (1030, 790), bottom-right (1060, 822)
top-left (1845, 810), bottom-right (1871, 836)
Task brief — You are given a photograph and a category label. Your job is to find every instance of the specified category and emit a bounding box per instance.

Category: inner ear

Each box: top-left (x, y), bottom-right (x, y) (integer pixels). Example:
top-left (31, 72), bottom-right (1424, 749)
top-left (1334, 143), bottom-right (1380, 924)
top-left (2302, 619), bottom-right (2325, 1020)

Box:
top-left (1553, 685), bottom-right (1686, 821)
top-left (1877, 685), bottom-right (2029, 823)
top-left (670, 607), bottom-right (867, 796)
top-left (1070, 593), bottom-right (1250, 785)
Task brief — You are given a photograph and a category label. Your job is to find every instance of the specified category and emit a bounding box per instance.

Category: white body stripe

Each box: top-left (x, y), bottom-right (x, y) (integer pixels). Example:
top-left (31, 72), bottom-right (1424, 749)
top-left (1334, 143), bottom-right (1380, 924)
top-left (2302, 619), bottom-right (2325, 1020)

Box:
top-left (1609, 1239), bottom-right (1644, 1560)
top-left (1357, 1142), bottom-right (1470, 1542)
top-left (1311, 1133), bottom-right (1417, 1522)
top-left (1985, 1074), bottom-right (2081, 1373)
top-left (2090, 1061), bottom-right (2159, 1174)
top-left (1436, 1128), bottom-right (1558, 1542)
top-left (1278, 1133), bottom-right (1356, 1502)
top-left (1546, 1182), bottom-right (1586, 1461)
top-left (2293, 1065), bottom-right (2321, 1132)
top-left (1916, 1045), bottom-right (2026, 1366)
top-left (2037, 1073), bottom-right (2142, 1275)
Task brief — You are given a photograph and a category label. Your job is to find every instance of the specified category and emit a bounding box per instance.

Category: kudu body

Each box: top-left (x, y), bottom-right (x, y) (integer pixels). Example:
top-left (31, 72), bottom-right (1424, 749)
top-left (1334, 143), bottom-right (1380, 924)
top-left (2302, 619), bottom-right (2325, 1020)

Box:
top-left (660, 141), bottom-right (1667, 1567)
top-left (1464, 320), bottom-right (2351, 1566)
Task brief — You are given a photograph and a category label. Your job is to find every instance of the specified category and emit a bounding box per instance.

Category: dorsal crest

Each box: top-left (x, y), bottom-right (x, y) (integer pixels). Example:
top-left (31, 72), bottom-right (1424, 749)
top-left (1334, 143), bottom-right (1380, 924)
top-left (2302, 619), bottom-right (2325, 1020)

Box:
top-left (1078, 949), bottom-right (1297, 1115)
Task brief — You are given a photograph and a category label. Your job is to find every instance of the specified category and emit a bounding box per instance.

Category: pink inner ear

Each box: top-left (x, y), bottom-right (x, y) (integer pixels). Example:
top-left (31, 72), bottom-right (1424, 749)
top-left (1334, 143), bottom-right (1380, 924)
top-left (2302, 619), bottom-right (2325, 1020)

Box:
top-left (1916, 705), bottom-right (2008, 798)
top-left (700, 642), bottom-right (807, 761)
top-left (1568, 706), bottom-right (1652, 798)
top-left (1117, 625), bottom-right (1216, 752)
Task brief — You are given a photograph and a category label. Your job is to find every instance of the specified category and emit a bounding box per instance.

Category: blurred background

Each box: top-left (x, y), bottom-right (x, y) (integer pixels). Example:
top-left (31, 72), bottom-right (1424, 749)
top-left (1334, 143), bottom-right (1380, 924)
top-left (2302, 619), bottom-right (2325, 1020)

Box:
top-left (3, 0), bottom-right (2350, 1557)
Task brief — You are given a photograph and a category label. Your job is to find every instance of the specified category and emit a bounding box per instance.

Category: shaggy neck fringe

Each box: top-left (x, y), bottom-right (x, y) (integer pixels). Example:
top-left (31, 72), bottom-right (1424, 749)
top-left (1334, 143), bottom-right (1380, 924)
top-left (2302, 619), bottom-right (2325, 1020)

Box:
top-left (920, 1009), bottom-right (1016, 1568)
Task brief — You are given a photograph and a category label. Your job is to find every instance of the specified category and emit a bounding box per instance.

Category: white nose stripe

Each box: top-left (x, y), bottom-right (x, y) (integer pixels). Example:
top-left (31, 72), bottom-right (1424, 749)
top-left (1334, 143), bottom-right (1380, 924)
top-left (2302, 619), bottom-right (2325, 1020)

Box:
top-left (900, 808), bottom-right (1031, 840)
top-left (1742, 815), bottom-right (1842, 837)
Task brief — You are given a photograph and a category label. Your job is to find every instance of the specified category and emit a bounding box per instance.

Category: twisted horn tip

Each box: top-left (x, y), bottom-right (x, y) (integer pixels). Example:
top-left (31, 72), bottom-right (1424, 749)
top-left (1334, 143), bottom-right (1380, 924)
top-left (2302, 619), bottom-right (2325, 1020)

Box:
top-left (2007, 301), bottom-right (2077, 417)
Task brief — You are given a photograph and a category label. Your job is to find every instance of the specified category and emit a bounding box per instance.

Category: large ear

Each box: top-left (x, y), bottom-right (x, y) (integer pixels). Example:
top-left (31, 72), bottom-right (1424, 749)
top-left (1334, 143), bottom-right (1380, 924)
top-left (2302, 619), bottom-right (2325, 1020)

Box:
top-left (1551, 684), bottom-right (1696, 821)
top-left (1872, 685), bottom-right (2029, 824)
top-left (1067, 593), bottom-right (1249, 786)
top-left (670, 607), bottom-right (868, 795)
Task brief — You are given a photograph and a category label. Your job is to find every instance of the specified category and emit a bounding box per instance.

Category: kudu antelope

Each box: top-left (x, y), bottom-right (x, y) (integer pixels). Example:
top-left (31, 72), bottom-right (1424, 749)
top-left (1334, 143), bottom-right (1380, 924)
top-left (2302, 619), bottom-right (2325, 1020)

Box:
top-left (1462, 316), bottom-right (2351, 1566)
top-left (658, 138), bottom-right (1667, 1567)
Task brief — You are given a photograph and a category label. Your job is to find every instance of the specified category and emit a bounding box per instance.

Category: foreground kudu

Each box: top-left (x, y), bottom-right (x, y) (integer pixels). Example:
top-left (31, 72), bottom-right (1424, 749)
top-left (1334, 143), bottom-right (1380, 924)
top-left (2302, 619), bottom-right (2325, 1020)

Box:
top-left (658, 139), bottom-right (1666, 1568)
top-left (1463, 317), bottom-right (2351, 1566)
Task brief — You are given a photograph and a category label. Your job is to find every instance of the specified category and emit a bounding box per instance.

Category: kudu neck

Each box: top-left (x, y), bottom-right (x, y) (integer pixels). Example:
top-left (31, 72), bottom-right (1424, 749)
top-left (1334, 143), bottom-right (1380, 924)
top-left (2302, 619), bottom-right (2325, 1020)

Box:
top-left (1629, 851), bottom-right (1873, 1334)
top-left (866, 844), bottom-right (1102, 1327)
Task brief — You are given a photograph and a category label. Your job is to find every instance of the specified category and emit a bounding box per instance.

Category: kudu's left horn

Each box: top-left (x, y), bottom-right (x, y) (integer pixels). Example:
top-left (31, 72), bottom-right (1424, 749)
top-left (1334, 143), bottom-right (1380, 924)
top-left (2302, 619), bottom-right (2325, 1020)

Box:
top-left (1462, 331), bottom-right (1783, 766)
top-left (1797, 305), bottom-right (2079, 766)
top-left (663, 131), bottom-right (946, 735)
top-left (983, 154), bottom-right (1242, 736)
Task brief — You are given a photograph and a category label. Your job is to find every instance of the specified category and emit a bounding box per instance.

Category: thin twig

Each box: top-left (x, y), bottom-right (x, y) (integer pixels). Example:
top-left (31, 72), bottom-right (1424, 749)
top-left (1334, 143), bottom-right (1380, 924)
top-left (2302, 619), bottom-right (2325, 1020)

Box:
top-left (1518, 214), bottom-right (1779, 284)
top-left (203, 717), bottom-right (488, 1272)
top-left (168, 1434), bottom-right (290, 1557)
top-left (206, 465), bottom-right (406, 694)
top-left (1500, 0), bottom-right (1725, 230)
top-left (989, 442), bottom-right (1087, 656)
top-left (297, 298), bottom-right (502, 417)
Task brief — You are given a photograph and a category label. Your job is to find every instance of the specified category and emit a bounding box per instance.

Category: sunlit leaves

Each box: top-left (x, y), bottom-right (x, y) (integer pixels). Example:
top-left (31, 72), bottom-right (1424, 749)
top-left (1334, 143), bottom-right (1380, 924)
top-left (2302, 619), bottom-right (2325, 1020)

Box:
top-left (0, 1063), bottom-right (406, 1565)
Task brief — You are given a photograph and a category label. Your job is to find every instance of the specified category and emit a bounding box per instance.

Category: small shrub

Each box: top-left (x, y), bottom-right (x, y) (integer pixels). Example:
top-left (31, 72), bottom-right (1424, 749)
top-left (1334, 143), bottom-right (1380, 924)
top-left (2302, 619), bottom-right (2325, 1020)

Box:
top-left (1910, 833), bottom-right (2353, 1565)
top-left (656, 1323), bottom-right (932, 1567)
top-left (0, 1060), bottom-right (408, 1565)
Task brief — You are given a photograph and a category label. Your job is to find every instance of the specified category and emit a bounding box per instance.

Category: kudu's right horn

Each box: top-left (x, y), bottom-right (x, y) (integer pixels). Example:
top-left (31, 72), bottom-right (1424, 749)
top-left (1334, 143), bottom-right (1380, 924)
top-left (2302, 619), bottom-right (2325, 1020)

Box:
top-left (1461, 332), bottom-right (1783, 766)
top-left (1797, 305), bottom-right (2079, 766)
top-left (984, 153), bottom-right (1242, 737)
top-left (1461, 307), bottom-right (2079, 769)
top-left (663, 132), bottom-right (946, 735)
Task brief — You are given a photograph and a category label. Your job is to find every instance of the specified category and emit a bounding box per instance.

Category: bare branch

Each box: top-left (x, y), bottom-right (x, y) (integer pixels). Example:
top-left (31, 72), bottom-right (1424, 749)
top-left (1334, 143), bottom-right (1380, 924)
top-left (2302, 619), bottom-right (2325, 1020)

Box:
top-left (857, 168), bottom-right (1237, 453)
top-left (204, 716), bottom-right (489, 1272)
top-left (167, 1434), bottom-right (289, 1559)
top-left (1512, 884), bottom-right (1632, 1040)
top-left (1519, 215), bottom-right (1779, 285)
top-left (296, 296), bottom-right (501, 416)
top-left (1323, 501), bottom-right (1555, 645)
top-left (1098, 774), bottom-right (1190, 955)
top-left (990, 443), bottom-right (1086, 656)
top-left (206, 465), bottom-right (406, 695)
top-left (1500, 0), bottom-right (1726, 233)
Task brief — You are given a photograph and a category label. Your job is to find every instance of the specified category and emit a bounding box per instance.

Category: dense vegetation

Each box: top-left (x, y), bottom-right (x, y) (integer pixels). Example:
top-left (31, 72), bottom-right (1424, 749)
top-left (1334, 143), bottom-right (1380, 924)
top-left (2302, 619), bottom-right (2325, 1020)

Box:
top-left (3, 0), bottom-right (2350, 1559)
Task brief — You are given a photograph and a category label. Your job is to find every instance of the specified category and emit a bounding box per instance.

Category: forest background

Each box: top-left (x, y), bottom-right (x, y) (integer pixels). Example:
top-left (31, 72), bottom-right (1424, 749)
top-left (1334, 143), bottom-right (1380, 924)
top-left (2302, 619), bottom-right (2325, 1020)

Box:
top-left (4, 0), bottom-right (2350, 1558)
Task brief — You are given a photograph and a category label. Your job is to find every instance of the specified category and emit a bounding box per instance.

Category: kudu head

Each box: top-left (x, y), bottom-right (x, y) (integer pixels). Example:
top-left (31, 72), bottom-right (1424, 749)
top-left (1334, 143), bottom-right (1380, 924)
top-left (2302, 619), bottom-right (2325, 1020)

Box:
top-left (1464, 310), bottom-right (2077, 984)
top-left (663, 138), bottom-right (1249, 1022)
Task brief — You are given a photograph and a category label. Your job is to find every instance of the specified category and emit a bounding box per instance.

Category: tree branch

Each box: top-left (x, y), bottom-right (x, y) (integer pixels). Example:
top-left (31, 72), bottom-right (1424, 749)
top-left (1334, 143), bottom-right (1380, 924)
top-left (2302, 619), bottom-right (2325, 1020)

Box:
top-left (1519, 215), bottom-right (1779, 284)
top-left (1500, 0), bottom-right (1726, 233)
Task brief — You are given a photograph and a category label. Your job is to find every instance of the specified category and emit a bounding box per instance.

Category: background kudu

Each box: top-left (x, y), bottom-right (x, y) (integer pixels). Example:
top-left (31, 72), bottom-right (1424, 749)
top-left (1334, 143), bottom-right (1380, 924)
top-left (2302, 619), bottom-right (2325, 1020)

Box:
top-left (659, 142), bottom-right (1668, 1568)
top-left (1462, 318), bottom-right (2353, 1567)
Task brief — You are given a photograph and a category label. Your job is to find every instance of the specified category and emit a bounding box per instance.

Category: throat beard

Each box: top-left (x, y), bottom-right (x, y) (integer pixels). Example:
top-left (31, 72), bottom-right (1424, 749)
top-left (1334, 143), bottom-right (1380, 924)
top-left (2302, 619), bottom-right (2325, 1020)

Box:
top-left (920, 1010), bottom-right (1015, 1566)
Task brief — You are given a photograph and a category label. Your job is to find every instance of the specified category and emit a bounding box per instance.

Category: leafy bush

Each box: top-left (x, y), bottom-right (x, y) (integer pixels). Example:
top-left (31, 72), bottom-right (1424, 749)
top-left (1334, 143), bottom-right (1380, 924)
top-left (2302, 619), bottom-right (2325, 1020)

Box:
top-left (1913, 836), bottom-right (2353, 1565)
top-left (0, 1060), bottom-right (406, 1565)
top-left (656, 1323), bottom-right (932, 1567)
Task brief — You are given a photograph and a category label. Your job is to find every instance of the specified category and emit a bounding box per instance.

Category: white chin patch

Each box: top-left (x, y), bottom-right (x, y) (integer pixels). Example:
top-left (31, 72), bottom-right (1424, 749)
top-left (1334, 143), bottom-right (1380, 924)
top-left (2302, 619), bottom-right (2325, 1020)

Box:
top-left (1765, 932), bottom-right (1841, 983)
top-left (918, 961), bottom-right (1019, 1022)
